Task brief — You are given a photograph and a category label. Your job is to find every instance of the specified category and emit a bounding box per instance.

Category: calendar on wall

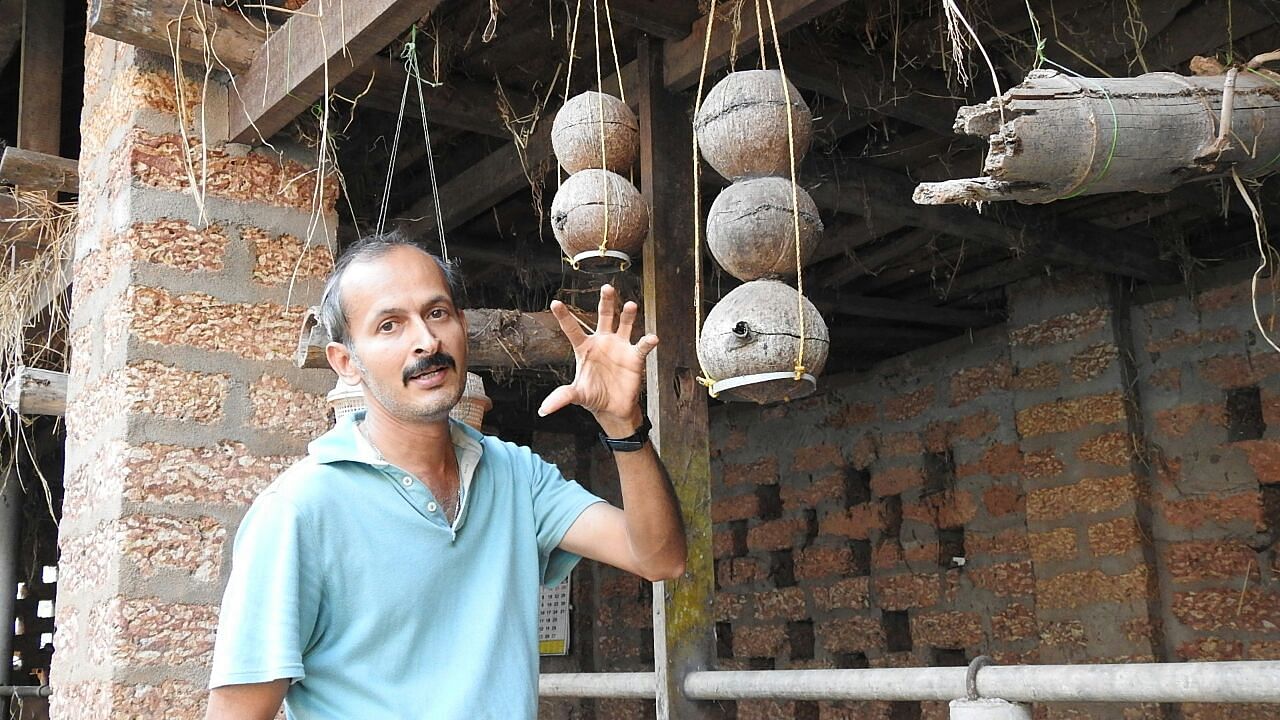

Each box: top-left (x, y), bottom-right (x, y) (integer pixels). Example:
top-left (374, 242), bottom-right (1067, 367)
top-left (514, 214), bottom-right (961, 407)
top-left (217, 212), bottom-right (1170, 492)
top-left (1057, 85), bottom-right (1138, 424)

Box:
top-left (538, 575), bottom-right (571, 656)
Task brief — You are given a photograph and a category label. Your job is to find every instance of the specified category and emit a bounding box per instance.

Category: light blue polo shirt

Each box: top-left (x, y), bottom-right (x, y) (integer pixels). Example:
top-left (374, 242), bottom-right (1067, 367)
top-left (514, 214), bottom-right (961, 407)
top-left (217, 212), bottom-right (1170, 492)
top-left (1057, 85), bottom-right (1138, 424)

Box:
top-left (209, 413), bottom-right (604, 719)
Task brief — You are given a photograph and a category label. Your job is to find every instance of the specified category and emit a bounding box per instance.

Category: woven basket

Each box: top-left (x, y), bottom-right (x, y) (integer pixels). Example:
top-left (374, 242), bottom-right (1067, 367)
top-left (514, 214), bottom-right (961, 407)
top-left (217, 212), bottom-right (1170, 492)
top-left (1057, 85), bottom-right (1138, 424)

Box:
top-left (449, 372), bottom-right (493, 430)
top-left (327, 380), bottom-right (366, 422)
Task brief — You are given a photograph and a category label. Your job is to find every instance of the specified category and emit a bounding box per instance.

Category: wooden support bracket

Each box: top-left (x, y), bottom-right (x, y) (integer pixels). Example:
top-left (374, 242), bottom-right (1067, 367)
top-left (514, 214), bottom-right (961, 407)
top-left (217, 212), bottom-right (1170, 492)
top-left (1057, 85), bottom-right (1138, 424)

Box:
top-left (0, 148), bottom-right (78, 193)
top-left (2, 367), bottom-right (67, 417)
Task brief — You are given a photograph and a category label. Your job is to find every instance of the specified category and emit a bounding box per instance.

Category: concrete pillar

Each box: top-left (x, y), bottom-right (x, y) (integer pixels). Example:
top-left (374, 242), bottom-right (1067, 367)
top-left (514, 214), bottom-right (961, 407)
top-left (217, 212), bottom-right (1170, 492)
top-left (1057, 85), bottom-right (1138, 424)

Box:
top-left (50, 39), bottom-right (336, 718)
top-left (949, 698), bottom-right (1032, 720)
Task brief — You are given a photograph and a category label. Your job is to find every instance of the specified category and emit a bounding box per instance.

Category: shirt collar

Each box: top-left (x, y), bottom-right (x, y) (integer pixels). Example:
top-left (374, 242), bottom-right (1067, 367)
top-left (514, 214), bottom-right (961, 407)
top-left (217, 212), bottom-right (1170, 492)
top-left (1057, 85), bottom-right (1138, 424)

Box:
top-left (309, 410), bottom-right (486, 468)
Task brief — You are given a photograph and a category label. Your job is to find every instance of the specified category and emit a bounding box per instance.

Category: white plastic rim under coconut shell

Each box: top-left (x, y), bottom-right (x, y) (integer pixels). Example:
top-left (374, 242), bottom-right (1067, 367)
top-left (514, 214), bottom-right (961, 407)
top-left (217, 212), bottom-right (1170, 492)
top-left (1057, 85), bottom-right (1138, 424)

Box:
top-left (327, 378), bottom-right (366, 423)
top-left (551, 91), bottom-right (640, 174)
top-left (550, 169), bottom-right (650, 273)
top-left (698, 278), bottom-right (829, 404)
top-left (706, 176), bottom-right (823, 281)
top-left (693, 69), bottom-right (813, 181)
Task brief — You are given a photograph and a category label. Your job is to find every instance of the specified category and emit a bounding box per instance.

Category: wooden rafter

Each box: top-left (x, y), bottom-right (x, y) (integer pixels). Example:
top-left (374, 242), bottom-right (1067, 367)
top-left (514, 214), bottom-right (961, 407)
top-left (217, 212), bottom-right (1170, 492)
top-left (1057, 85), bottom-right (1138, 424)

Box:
top-left (229, 0), bottom-right (446, 143)
top-left (337, 61), bottom-right (519, 139)
top-left (0, 148), bottom-right (79, 194)
top-left (0, 0), bottom-right (20, 71)
top-left (18, 0), bottom-right (64, 156)
top-left (608, 0), bottom-right (699, 41)
top-left (87, 0), bottom-right (268, 74)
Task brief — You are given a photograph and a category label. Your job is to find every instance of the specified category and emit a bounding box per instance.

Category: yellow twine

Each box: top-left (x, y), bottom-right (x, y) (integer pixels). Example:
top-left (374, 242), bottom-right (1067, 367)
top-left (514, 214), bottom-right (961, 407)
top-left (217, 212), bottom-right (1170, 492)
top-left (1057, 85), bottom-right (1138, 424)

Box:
top-left (763, 0), bottom-right (807, 380)
top-left (754, 0), bottom-right (766, 69)
top-left (592, 0), bottom-right (611, 256)
top-left (691, 0), bottom-right (721, 390)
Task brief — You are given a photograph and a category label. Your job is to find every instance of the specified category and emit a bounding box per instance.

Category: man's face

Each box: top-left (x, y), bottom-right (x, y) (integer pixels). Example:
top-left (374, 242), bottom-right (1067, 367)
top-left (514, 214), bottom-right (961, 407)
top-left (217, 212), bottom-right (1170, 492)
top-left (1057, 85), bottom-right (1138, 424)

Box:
top-left (334, 246), bottom-right (468, 423)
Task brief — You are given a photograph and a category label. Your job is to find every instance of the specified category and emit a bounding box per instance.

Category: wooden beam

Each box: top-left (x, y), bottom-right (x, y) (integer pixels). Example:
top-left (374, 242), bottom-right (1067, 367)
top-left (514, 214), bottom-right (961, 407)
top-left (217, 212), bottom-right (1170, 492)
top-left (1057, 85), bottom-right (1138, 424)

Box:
top-left (402, 0), bottom-right (849, 238)
top-left (18, 0), bottom-right (63, 156)
top-left (87, 0), bottom-right (268, 74)
top-left (811, 293), bottom-right (999, 328)
top-left (0, 148), bottom-right (78, 193)
top-left (636, 36), bottom-right (714, 720)
top-left (808, 161), bottom-right (1179, 283)
top-left (814, 228), bottom-right (935, 288)
top-left (0, 0), bottom-right (20, 71)
top-left (608, 0), bottom-right (699, 41)
top-left (2, 367), bottom-right (67, 417)
top-left (337, 61), bottom-right (515, 139)
top-left (229, 0), bottom-right (445, 143)
top-left (295, 305), bottom-right (579, 369)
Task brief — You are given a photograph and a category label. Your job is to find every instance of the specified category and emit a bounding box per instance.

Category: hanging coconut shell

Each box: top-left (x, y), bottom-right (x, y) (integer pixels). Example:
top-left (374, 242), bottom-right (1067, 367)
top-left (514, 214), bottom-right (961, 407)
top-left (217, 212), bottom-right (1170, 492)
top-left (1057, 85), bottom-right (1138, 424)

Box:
top-left (550, 169), bottom-right (650, 272)
top-left (706, 176), bottom-right (823, 281)
top-left (698, 279), bottom-right (829, 404)
top-left (551, 91), bottom-right (640, 174)
top-left (694, 69), bottom-right (813, 181)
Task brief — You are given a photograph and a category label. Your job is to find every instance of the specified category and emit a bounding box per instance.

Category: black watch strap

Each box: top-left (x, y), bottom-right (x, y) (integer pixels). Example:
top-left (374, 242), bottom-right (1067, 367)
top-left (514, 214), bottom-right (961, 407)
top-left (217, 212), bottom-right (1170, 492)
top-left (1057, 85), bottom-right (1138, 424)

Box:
top-left (599, 414), bottom-right (652, 452)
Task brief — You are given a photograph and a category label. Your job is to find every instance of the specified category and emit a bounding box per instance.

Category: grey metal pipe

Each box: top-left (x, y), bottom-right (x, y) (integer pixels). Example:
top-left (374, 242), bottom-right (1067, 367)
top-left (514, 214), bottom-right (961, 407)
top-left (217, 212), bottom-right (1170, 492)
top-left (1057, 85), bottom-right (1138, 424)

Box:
top-left (539, 672), bottom-right (656, 699)
top-left (0, 685), bottom-right (51, 698)
top-left (683, 668), bottom-right (968, 701)
top-left (0, 471), bottom-right (20, 686)
top-left (976, 662), bottom-right (1280, 704)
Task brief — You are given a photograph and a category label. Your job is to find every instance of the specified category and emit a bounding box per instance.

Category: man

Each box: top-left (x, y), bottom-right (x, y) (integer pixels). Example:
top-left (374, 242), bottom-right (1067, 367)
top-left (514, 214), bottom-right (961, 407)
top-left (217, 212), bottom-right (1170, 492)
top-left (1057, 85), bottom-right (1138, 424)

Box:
top-left (205, 232), bottom-right (686, 719)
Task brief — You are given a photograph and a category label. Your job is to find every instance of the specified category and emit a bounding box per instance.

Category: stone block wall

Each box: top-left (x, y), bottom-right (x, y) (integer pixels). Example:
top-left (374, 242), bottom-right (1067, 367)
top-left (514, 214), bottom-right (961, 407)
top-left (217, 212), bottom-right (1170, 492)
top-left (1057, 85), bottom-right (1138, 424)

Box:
top-left (52, 37), bottom-right (336, 719)
top-left (676, 270), bottom-right (1280, 720)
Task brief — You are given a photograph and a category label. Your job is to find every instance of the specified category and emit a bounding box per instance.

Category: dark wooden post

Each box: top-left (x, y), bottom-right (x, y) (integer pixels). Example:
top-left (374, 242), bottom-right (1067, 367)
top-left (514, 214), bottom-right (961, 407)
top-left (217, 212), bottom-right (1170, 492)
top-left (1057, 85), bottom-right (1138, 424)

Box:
top-left (18, 0), bottom-right (63, 155)
top-left (637, 35), bottom-right (718, 720)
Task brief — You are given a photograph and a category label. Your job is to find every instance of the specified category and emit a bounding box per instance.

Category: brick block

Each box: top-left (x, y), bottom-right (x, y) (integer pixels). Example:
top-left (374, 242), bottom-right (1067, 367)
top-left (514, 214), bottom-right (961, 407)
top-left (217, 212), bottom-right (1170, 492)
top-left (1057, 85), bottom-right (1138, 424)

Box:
top-left (957, 443), bottom-right (1022, 479)
top-left (718, 557), bottom-right (765, 587)
top-left (249, 375), bottom-right (330, 439)
top-left (124, 361), bottom-right (229, 425)
top-left (1158, 491), bottom-right (1262, 531)
top-left (1176, 637), bottom-right (1245, 661)
top-left (1009, 307), bottom-right (1109, 347)
top-left (1182, 704), bottom-right (1280, 720)
top-left (712, 493), bottom-right (762, 524)
top-left (1022, 448), bottom-right (1066, 480)
top-left (873, 573), bottom-right (941, 611)
top-left (1068, 342), bottom-right (1118, 382)
top-left (1037, 566), bottom-right (1153, 609)
top-left (1152, 404), bottom-right (1225, 438)
top-left (734, 624), bottom-right (788, 658)
top-left (811, 577), bottom-right (871, 611)
top-left (1077, 431), bottom-right (1133, 467)
top-left (1038, 620), bottom-right (1086, 647)
top-left (795, 546), bottom-right (858, 581)
top-left (722, 457), bottom-right (779, 487)
top-left (119, 441), bottom-right (295, 506)
top-left (747, 516), bottom-right (807, 552)
top-left (792, 443), bottom-right (845, 473)
top-left (1147, 366), bottom-right (1181, 392)
top-left (1015, 393), bottom-right (1126, 437)
top-left (121, 514), bottom-right (224, 582)
top-left (925, 410), bottom-right (1000, 451)
top-left (1199, 352), bottom-right (1280, 389)
top-left (965, 529), bottom-right (1028, 556)
top-left (871, 465), bottom-right (923, 497)
top-left (949, 358), bottom-right (1011, 406)
top-left (819, 616), bottom-right (885, 654)
top-left (1247, 641), bottom-right (1280, 659)
top-left (825, 401), bottom-right (877, 428)
top-left (849, 434), bottom-right (879, 469)
top-left (129, 286), bottom-right (304, 363)
top-left (969, 560), bottom-right (1035, 598)
top-left (981, 485), bottom-right (1024, 517)
top-left (1087, 517), bottom-right (1144, 557)
top-left (871, 540), bottom-right (903, 570)
top-left (902, 490), bottom-right (976, 529)
top-left (990, 603), bottom-right (1035, 641)
top-left (113, 596), bottom-right (219, 666)
top-left (1025, 474), bottom-right (1139, 521)
top-left (112, 678), bottom-right (208, 719)
top-left (244, 226), bottom-right (334, 285)
top-left (782, 471), bottom-right (847, 512)
top-left (911, 611), bottom-right (983, 648)
top-left (819, 502), bottom-right (883, 540)
top-left (1173, 588), bottom-right (1280, 632)
top-left (1236, 439), bottom-right (1280, 483)
top-left (1196, 279), bottom-right (1251, 311)
top-left (884, 386), bottom-right (936, 422)
top-left (753, 587), bottom-right (808, 621)
top-left (715, 593), bottom-right (748, 622)
top-left (126, 218), bottom-right (228, 272)
top-left (1010, 361), bottom-right (1061, 390)
top-left (1164, 541), bottom-right (1259, 583)
top-left (1145, 325), bottom-right (1240, 354)
top-left (1028, 527), bottom-right (1077, 563)
top-left (879, 431), bottom-right (924, 458)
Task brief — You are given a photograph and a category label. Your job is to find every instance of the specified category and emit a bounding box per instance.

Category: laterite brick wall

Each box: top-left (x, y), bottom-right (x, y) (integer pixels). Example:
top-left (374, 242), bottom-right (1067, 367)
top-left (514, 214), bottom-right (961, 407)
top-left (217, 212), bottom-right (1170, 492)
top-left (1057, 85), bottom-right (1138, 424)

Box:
top-left (52, 37), bottom-right (336, 718)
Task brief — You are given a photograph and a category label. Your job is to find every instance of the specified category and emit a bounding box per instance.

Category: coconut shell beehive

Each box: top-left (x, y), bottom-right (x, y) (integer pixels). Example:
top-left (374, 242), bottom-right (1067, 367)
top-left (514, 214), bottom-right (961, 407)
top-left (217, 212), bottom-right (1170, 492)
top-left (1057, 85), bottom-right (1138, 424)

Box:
top-left (694, 69), bottom-right (813, 181)
top-left (706, 176), bottom-right (823, 281)
top-left (550, 169), bottom-right (650, 271)
top-left (551, 91), bottom-right (640, 174)
top-left (698, 279), bottom-right (829, 404)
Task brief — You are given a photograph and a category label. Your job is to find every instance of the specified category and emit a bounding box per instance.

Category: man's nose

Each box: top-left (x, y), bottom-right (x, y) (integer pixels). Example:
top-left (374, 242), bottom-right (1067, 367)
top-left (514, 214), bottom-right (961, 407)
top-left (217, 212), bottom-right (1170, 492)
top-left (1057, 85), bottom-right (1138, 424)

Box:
top-left (411, 319), bottom-right (441, 355)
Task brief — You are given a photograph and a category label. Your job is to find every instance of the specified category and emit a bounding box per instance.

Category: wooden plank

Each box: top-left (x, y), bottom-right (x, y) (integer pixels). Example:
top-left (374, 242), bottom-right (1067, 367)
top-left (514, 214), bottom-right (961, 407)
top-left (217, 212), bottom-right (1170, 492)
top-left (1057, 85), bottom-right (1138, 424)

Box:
top-left (87, 0), bottom-right (268, 74)
top-left (608, 0), bottom-right (699, 41)
top-left (636, 36), bottom-right (714, 720)
top-left (336, 60), bottom-right (515, 139)
top-left (18, 0), bottom-right (64, 156)
top-left (0, 0), bottom-right (20, 71)
top-left (810, 293), bottom-right (999, 328)
top-left (229, 0), bottom-right (445, 143)
top-left (0, 148), bottom-right (78, 193)
top-left (295, 305), bottom-right (579, 369)
top-left (2, 367), bottom-right (67, 417)
top-left (814, 228), bottom-right (935, 288)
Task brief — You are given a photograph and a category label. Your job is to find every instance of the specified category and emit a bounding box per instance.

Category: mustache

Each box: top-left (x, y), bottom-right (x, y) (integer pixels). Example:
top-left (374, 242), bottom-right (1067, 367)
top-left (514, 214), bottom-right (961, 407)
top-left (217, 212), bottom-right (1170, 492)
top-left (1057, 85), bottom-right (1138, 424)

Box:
top-left (403, 352), bottom-right (456, 385)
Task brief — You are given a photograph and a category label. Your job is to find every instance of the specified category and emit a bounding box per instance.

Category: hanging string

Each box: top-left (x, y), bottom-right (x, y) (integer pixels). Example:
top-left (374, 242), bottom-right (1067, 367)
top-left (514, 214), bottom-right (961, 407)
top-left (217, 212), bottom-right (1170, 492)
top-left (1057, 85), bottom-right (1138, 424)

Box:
top-left (602, 0), bottom-right (626, 105)
top-left (409, 28), bottom-right (449, 260)
top-left (692, 1), bottom-right (721, 393)
top-left (561, 0), bottom-right (585, 195)
top-left (592, 0), bottom-right (611, 257)
top-left (762, 0), bottom-right (807, 380)
top-left (754, 0), bottom-right (767, 69)
top-left (1036, 57), bottom-right (1119, 200)
top-left (374, 33), bottom-right (415, 237)
top-left (1233, 168), bottom-right (1280, 354)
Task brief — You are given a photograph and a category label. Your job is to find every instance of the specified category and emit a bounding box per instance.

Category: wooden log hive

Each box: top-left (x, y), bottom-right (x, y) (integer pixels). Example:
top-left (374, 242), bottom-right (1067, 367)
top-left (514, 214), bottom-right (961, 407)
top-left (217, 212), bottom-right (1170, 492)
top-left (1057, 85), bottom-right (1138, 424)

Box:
top-left (551, 91), bottom-right (640, 174)
top-left (698, 279), bottom-right (829, 404)
top-left (914, 68), bottom-right (1280, 205)
top-left (694, 69), bottom-right (813, 181)
top-left (706, 176), bottom-right (822, 281)
top-left (550, 169), bottom-right (650, 270)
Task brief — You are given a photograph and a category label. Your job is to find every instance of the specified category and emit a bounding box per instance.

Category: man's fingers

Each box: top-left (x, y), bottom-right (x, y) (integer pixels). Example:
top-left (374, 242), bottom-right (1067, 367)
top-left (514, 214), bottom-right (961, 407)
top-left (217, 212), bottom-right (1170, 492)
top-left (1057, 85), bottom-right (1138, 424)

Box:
top-left (616, 300), bottom-right (639, 341)
top-left (596, 284), bottom-right (617, 335)
top-left (550, 300), bottom-right (588, 347)
top-left (538, 385), bottom-right (578, 417)
top-left (635, 334), bottom-right (659, 359)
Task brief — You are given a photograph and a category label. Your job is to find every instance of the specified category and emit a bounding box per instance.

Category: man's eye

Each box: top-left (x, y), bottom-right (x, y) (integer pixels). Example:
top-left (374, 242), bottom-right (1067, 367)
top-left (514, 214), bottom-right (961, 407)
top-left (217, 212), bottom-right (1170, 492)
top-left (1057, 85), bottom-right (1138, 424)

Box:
top-left (430, 309), bottom-right (448, 319)
top-left (379, 321), bottom-right (396, 332)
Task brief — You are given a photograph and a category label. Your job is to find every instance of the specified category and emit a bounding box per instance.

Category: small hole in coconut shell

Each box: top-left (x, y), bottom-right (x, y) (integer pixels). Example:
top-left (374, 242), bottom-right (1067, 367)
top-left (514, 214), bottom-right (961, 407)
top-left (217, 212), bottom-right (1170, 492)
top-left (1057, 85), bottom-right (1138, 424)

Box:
top-left (732, 321), bottom-right (752, 339)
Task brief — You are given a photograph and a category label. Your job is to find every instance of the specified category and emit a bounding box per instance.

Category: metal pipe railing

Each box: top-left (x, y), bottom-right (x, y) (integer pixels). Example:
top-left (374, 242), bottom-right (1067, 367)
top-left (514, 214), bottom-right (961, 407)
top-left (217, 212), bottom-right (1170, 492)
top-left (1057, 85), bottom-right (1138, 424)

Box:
top-left (0, 685), bottom-right (51, 698)
top-left (539, 661), bottom-right (1280, 704)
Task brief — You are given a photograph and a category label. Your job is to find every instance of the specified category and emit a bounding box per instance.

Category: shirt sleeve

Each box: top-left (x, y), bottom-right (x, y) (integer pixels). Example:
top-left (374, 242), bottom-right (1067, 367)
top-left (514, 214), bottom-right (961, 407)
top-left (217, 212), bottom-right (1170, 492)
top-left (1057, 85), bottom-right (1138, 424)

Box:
top-left (208, 488), bottom-right (323, 688)
top-left (529, 452), bottom-right (605, 587)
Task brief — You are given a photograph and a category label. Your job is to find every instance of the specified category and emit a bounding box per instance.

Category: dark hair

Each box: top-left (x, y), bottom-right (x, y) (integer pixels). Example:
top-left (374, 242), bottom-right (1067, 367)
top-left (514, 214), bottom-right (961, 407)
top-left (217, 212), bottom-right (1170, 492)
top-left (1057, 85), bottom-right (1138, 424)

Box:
top-left (319, 230), bottom-right (462, 347)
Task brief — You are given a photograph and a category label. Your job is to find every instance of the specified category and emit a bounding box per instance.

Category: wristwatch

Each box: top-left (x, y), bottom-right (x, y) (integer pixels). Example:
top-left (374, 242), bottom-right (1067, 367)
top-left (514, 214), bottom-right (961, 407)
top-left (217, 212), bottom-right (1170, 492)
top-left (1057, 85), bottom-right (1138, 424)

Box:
top-left (599, 415), bottom-right (652, 452)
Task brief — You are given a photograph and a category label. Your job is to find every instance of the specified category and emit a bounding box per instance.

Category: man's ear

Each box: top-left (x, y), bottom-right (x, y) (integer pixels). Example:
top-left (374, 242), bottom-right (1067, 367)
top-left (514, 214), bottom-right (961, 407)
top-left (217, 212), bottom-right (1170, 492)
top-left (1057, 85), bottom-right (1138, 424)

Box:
top-left (326, 342), bottom-right (362, 385)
